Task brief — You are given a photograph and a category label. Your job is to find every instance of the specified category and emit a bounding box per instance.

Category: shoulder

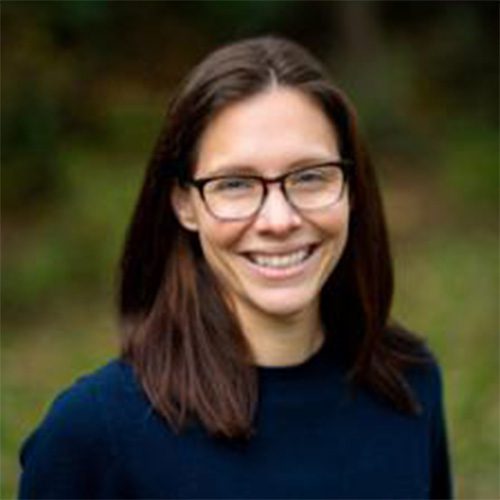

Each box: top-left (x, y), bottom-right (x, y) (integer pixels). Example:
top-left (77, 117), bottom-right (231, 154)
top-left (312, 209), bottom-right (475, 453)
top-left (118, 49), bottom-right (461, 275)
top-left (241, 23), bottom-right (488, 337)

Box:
top-left (382, 323), bottom-right (447, 414)
top-left (19, 359), bottom-right (144, 497)
top-left (396, 337), bottom-right (447, 421)
top-left (406, 348), bottom-right (445, 405)
top-left (20, 359), bottom-right (148, 466)
top-left (21, 360), bottom-right (129, 456)
top-left (36, 359), bottom-right (137, 426)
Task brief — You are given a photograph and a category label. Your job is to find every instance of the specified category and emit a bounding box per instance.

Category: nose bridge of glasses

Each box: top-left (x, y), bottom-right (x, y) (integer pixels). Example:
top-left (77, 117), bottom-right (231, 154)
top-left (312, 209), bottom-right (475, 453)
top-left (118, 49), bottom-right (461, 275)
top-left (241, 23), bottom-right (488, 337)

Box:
top-left (258, 177), bottom-right (298, 218)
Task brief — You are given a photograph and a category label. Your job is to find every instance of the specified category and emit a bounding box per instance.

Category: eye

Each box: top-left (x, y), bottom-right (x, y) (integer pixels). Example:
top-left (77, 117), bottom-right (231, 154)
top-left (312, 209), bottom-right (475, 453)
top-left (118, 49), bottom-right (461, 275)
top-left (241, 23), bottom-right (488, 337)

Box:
top-left (208, 177), bottom-right (256, 193)
top-left (289, 168), bottom-right (328, 185)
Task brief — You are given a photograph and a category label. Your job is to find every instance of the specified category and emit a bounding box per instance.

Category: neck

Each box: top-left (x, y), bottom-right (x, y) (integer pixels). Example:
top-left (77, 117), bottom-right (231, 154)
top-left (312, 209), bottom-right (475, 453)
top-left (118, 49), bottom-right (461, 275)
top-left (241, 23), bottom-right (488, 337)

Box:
top-left (232, 299), bottom-right (325, 367)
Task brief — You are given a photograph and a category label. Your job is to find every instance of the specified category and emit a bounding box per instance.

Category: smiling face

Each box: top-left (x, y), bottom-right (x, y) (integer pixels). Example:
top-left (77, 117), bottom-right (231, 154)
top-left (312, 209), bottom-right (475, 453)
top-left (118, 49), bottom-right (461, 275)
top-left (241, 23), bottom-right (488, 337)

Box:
top-left (172, 86), bottom-right (350, 326)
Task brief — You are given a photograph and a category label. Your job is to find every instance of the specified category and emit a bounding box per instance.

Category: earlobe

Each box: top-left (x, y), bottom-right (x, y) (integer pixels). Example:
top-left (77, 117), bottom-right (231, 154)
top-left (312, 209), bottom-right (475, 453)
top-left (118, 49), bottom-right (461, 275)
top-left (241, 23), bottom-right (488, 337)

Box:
top-left (171, 183), bottom-right (199, 232)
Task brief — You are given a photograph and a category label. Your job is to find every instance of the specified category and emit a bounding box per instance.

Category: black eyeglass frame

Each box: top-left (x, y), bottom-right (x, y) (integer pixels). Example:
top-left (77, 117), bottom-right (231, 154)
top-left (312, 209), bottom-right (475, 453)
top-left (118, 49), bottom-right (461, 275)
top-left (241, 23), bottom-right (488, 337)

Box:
top-left (183, 160), bottom-right (353, 221)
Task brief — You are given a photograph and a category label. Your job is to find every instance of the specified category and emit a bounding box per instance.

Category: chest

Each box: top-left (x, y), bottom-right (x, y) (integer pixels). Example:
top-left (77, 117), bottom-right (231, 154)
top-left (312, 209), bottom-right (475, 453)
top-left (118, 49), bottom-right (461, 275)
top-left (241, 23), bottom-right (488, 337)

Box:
top-left (120, 389), bottom-right (432, 499)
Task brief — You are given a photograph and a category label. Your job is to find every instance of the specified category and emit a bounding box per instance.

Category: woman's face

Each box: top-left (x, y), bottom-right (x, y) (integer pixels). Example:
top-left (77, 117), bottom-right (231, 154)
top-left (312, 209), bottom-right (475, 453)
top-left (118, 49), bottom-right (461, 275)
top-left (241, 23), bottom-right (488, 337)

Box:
top-left (172, 87), bottom-right (350, 322)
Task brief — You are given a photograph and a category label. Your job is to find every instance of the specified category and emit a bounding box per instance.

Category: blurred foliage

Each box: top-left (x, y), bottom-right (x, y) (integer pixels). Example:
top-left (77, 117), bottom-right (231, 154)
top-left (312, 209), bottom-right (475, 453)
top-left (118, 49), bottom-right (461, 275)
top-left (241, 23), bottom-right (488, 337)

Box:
top-left (1, 1), bottom-right (498, 498)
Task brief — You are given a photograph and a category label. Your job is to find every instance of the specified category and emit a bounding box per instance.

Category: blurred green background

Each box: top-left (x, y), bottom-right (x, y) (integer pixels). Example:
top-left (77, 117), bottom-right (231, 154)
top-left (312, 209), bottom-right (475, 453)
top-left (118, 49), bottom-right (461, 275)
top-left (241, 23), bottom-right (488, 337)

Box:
top-left (2, 2), bottom-right (498, 498)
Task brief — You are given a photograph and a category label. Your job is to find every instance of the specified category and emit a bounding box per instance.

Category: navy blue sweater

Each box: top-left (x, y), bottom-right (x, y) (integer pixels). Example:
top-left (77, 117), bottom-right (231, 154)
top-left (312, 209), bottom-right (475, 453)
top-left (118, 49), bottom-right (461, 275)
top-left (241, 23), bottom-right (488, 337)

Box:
top-left (19, 342), bottom-right (452, 499)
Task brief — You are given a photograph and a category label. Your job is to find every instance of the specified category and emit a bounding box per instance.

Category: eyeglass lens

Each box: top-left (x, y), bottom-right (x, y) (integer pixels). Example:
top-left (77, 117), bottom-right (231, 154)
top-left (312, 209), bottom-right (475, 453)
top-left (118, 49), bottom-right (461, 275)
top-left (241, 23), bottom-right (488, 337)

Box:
top-left (202, 165), bottom-right (345, 220)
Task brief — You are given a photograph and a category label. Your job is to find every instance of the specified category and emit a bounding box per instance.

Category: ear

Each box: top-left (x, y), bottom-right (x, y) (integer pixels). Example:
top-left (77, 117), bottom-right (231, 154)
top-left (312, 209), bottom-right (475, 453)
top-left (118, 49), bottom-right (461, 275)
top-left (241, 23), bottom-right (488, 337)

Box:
top-left (171, 182), bottom-right (199, 232)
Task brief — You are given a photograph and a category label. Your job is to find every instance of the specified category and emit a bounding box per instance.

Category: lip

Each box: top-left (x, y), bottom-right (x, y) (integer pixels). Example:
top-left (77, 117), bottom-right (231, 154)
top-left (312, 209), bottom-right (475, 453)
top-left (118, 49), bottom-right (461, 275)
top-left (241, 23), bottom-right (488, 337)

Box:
top-left (240, 244), bottom-right (320, 280)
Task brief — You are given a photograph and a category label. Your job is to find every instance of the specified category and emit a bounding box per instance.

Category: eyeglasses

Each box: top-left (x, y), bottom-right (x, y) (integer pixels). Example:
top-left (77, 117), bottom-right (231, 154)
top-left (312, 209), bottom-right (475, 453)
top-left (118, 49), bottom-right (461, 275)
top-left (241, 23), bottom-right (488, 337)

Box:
top-left (185, 160), bottom-right (352, 221)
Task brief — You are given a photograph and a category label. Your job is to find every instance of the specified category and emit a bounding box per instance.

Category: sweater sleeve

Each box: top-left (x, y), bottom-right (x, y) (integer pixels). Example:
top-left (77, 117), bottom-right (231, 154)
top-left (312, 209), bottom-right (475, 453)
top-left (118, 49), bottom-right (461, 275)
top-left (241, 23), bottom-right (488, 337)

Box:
top-left (429, 362), bottom-right (453, 499)
top-left (18, 377), bottom-right (122, 499)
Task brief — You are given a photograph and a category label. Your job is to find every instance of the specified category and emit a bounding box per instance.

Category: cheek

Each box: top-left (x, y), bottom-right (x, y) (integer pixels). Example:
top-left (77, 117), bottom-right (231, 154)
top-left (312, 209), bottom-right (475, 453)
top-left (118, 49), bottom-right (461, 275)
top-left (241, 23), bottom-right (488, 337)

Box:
top-left (305, 201), bottom-right (350, 242)
top-left (197, 213), bottom-right (250, 261)
top-left (189, 195), bottom-right (247, 255)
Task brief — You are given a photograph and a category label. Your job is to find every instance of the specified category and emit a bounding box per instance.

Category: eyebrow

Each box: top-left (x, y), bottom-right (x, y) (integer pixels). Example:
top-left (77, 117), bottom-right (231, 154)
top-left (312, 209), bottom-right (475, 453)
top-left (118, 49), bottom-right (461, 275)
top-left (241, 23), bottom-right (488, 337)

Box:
top-left (203, 157), bottom-right (342, 177)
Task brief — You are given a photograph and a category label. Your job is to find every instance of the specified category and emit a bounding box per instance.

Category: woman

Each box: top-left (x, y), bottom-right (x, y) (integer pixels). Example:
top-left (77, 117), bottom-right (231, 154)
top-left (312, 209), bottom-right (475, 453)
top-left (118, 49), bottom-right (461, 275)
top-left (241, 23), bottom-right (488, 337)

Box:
top-left (19, 36), bottom-right (452, 499)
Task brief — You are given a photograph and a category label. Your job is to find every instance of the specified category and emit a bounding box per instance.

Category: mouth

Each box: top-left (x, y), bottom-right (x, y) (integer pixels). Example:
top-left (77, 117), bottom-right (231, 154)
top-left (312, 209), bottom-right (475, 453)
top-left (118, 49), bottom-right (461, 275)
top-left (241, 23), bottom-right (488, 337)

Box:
top-left (242, 244), bottom-right (318, 270)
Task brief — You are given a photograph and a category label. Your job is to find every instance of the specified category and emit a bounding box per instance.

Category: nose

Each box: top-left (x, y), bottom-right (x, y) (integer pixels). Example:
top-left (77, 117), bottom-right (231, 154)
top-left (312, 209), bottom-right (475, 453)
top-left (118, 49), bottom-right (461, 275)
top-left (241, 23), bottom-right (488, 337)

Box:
top-left (253, 184), bottom-right (302, 235)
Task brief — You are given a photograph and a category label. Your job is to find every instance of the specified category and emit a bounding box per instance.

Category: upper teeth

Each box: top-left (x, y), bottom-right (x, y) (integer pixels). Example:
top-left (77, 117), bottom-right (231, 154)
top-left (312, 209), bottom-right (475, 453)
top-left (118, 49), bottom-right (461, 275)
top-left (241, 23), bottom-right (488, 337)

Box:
top-left (250, 248), bottom-right (309, 268)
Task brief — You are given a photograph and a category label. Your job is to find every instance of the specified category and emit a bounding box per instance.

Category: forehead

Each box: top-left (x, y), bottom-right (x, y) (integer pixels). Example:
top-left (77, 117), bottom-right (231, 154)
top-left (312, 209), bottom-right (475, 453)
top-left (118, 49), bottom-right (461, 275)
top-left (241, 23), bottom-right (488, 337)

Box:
top-left (194, 87), bottom-right (340, 176)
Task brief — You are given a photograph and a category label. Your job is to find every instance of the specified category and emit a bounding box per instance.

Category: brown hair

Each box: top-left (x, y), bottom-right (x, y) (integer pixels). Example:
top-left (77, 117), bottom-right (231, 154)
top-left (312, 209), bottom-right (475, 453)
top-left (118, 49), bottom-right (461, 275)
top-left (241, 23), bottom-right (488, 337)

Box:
top-left (119, 36), bottom-right (428, 439)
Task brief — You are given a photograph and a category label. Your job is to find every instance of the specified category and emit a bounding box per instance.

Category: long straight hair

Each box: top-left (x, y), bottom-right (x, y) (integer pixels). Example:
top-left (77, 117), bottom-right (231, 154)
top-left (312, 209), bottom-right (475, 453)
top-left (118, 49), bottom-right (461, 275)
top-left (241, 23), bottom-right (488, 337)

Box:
top-left (119, 36), bottom-right (428, 439)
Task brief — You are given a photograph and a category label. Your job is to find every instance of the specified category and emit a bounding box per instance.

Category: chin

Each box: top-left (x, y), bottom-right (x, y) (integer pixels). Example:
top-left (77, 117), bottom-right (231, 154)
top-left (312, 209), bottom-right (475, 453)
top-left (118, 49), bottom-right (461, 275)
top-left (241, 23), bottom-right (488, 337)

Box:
top-left (246, 287), bottom-right (317, 319)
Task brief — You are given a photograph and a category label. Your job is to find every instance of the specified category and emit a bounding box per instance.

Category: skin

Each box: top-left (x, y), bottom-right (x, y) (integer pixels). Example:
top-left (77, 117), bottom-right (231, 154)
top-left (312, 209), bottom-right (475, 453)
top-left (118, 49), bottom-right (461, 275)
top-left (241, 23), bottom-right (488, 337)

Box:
top-left (172, 86), bottom-right (350, 367)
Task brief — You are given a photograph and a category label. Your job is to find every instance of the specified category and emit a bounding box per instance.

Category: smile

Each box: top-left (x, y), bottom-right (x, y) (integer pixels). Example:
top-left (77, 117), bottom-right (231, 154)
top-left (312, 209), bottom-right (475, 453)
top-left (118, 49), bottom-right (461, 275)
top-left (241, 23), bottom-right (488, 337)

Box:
top-left (244, 245), bottom-right (316, 269)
